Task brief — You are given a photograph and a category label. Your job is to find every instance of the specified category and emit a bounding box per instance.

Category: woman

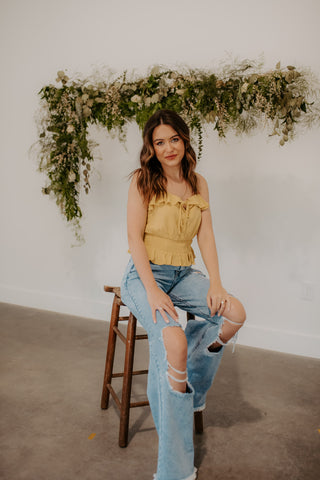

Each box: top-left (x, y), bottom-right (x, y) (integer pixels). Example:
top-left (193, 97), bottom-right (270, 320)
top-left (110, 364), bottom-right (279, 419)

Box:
top-left (121, 109), bottom-right (246, 480)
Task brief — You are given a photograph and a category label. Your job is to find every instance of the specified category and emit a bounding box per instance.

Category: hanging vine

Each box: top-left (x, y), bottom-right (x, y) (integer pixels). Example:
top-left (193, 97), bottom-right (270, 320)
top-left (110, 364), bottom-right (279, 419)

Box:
top-left (33, 59), bottom-right (320, 243)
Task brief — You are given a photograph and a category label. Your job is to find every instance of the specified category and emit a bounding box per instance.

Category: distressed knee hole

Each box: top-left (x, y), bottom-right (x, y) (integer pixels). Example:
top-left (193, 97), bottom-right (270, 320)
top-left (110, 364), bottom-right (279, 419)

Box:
top-left (162, 326), bottom-right (188, 393)
top-left (207, 343), bottom-right (223, 353)
top-left (208, 316), bottom-right (245, 352)
top-left (219, 316), bottom-right (245, 343)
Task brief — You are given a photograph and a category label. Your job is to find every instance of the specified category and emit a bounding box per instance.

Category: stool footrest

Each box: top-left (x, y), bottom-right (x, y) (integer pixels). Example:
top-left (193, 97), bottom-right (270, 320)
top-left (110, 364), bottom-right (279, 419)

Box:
top-left (113, 326), bottom-right (148, 344)
top-left (130, 401), bottom-right (149, 408)
top-left (112, 369), bottom-right (148, 378)
top-left (113, 326), bottom-right (126, 343)
top-left (107, 384), bottom-right (121, 411)
top-left (106, 384), bottom-right (149, 411)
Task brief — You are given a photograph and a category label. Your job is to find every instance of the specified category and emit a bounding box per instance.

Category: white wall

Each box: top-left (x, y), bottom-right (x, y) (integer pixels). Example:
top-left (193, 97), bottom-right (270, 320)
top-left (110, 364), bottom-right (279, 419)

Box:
top-left (0, 0), bottom-right (319, 358)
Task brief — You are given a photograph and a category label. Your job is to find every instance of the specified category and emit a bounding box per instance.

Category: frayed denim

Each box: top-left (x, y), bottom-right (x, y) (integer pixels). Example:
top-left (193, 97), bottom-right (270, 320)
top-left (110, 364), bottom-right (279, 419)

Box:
top-left (120, 258), bottom-right (228, 480)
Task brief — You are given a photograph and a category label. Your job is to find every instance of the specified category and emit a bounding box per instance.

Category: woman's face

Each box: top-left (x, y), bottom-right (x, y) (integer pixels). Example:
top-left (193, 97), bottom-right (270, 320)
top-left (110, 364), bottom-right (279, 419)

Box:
top-left (152, 124), bottom-right (185, 171)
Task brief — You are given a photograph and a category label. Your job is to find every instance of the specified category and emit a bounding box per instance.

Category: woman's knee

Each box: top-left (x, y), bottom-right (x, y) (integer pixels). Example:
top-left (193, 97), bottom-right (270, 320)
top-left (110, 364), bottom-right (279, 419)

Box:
top-left (162, 326), bottom-right (188, 392)
top-left (162, 326), bottom-right (188, 368)
top-left (225, 296), bottom-right (246, 324)
top-left (210, 297), bottom-right (246, 348)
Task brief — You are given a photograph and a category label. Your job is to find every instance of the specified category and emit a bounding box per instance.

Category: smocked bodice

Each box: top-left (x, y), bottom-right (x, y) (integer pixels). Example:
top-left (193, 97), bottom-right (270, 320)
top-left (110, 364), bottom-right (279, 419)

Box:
top-left (143, 192), bottom-right (209, 266)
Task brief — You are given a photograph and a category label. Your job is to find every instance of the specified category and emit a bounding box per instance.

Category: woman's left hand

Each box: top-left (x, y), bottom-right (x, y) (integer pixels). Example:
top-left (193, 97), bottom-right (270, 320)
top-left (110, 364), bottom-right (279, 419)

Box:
top-left (207, 284), bottom-right (231, 317)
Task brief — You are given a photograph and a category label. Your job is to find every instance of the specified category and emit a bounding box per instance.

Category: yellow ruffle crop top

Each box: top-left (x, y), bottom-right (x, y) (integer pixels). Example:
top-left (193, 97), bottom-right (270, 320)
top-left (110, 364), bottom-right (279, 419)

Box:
top-left (143, 192), bottom-right (209, 266)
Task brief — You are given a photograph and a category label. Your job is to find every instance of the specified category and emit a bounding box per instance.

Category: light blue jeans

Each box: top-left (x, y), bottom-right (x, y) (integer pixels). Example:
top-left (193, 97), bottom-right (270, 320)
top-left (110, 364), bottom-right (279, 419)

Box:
top-left (121, 258), bottom-right (228, 480)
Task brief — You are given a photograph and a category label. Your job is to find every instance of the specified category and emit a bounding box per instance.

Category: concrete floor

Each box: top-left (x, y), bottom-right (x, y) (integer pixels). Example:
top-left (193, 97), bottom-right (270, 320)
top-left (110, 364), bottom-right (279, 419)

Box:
top-left (1, 302), bottom-right (319, 480)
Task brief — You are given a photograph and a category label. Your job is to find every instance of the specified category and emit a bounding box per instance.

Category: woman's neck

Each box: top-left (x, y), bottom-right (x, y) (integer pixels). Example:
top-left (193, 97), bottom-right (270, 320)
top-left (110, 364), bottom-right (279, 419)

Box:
top-left (164, 170), bottom-right (193, 200)
top-left (162, 166), bottom-right (183, 184)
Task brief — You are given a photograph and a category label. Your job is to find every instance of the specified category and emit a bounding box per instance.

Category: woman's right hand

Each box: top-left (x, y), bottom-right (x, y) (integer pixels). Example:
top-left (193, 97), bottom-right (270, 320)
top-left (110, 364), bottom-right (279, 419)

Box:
top-left (147, 286), bottom-right (179, 324)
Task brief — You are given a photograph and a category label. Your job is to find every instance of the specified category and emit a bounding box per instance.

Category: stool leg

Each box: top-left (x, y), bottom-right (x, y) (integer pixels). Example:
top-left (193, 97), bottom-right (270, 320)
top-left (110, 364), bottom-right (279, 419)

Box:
top-left (101, 296), bottom-right (120, 409)
top-left (119, 313), bottom-right (137, 447)
top-left (194, 411), bottom-right (204, 434)
top-left (187, 312), bottom-right (204, 434)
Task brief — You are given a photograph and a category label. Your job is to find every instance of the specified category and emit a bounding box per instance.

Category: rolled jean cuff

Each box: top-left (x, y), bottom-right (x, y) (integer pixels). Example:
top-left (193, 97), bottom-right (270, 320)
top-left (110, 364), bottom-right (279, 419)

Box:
top-left (193, 403), bottom-right (206, 412)
top-left (153, 467), bottom-right (197, 480)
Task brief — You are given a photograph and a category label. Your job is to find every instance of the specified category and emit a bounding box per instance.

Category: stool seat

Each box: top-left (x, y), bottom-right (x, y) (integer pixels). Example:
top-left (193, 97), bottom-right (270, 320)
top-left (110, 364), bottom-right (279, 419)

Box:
top-left (101, 285), bottom-right (204, 447)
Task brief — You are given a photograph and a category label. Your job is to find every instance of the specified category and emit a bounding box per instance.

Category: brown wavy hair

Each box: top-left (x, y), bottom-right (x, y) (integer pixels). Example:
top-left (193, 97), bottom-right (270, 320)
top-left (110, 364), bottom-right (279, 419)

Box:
top-left (132, 109), bottom-right (198, 203)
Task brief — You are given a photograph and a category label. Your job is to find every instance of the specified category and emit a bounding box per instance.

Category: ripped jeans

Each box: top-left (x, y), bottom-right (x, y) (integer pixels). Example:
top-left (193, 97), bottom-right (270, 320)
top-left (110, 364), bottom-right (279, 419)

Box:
top-left (121, 258), bottom-right (232, 480)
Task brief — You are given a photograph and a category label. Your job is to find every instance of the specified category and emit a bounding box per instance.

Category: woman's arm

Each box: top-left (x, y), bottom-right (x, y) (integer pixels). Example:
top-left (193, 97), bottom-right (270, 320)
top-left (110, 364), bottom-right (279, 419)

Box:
top-left (127, 174), bottom-right (178, 323)
top-left (196, 174), bottom-right (231, 317)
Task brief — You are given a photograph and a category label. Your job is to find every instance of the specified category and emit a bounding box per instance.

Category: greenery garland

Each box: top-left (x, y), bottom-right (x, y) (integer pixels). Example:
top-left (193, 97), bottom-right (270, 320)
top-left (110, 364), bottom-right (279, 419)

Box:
top-left (34, 59), bottom-right (320, 244)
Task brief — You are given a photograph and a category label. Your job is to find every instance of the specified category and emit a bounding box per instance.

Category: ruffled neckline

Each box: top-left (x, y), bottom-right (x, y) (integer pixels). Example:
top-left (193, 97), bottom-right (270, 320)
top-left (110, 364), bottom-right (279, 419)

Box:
top-left (167, 192), bottom-right (206, 203)
top-left (149, 192), bottom-right (209, 209)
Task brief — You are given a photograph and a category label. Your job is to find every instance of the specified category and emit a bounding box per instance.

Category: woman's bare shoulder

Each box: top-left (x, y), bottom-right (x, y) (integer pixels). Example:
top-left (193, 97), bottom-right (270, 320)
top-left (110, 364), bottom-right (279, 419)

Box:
top-left (128, 169), bottom-right (142, 192)
top-left (196, 172), bottom-right (209, 200)
top-left (130, 168), bottom-right (141, 183)
top-left (128, 169), bottom-right (147, 207)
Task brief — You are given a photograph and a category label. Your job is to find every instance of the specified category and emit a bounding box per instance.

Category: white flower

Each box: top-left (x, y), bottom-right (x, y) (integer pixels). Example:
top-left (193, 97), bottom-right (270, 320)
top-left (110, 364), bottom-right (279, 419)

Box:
top-left (151, 66), bottom-right (160, 76)
top-left (169, 71), bottom-right (179, 80)
top-left (249, 74), bottom-right (258, 83)
top-left (56, 71), bottom-right (69, 83)
top-left (150, 93), bottom-right (160, 103)
top-left (144, 93), bottom-right (159, 107)
top-left (159, 88), bottom-right (168, 97)
top-left (241, 82), bottom-right (249, 93)
top-left (75, 97), bottom-right (82, 117)
top-left (131, 94), bottom-right (142, 103)
top-left (66, 124), bottom-right (75, 133)
top-left (205, 111), bottom-right (216, 122)
top-left (68, 171), bottom-right (76, 183)
top-left (159, 78), bottom-right (167, 88)
top-left (82, 106), bottom-right (92, 117)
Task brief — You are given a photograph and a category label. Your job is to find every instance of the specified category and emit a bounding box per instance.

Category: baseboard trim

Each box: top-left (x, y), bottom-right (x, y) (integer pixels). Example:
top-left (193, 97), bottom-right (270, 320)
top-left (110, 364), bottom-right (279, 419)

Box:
top-left (237, 324), bottom-right (320, 359)
top-left (0, 283), bottom-right (108, 321)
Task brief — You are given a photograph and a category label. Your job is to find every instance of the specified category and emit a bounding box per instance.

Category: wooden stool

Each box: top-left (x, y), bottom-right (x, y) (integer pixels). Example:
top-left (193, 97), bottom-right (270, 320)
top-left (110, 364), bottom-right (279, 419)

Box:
top-left (101, 285), bottom-right (204, 447)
